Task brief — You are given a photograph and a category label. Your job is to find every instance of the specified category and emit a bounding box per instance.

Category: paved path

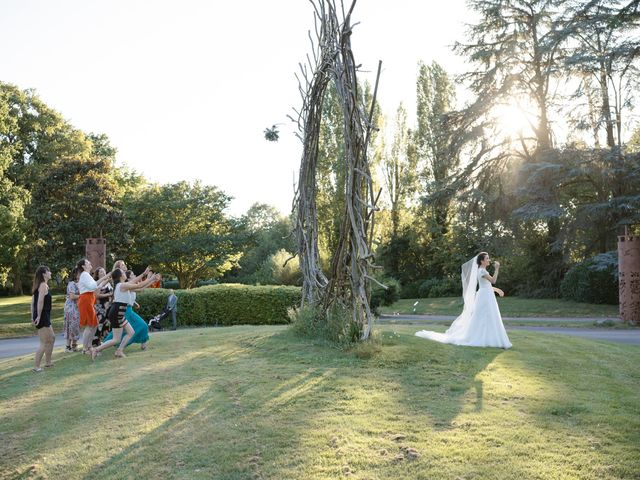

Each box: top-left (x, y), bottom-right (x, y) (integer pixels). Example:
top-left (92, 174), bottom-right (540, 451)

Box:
top-left (507, 326), bottom-right (640, 345)
top-left (379, 314), bottom-right (618, 323)
top-left (0, 332), bottom-right (67, 359)
top-left (379, 314), bottom-right (640, 346)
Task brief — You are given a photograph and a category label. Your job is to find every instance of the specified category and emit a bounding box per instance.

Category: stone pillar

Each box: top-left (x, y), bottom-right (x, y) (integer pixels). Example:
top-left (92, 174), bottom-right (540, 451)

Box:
top-left (618, 228), bottom-right (640, 325)
top-left (85, 238), bottom-right (107, 273)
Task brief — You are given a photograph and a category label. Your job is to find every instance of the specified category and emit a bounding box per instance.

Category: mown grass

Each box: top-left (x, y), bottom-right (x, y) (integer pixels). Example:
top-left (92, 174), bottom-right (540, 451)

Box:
top-left (0, 295), bottom-right (65, 339)
top-left (381, 296), bottom-right (620, 318)
top-left (1, 325), bottom-right (639, 479)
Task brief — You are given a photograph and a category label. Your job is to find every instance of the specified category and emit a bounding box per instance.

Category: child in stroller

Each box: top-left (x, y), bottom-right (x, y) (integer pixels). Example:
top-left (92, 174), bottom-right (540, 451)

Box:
top-left (148, 290), bottom-right (178, 331)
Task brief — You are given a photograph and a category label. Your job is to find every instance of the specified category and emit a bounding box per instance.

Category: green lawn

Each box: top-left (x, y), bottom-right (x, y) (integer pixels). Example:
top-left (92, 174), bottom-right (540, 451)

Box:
top-left (1, 325), bottom-right (638, 479)
top-left (0, 295), bottom-right (65, 338)
top-left (381, 296), bottom-right (620, 318)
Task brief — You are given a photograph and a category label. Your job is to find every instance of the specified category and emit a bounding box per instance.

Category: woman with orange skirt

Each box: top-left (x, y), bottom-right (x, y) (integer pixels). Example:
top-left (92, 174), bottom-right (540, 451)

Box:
top-left (76, 258), bottom-right (112, 353)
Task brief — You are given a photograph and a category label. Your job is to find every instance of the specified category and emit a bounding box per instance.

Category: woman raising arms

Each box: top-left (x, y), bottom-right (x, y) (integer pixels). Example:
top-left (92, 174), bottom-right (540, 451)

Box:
top-left (76, 259), bottom-right (112, 354)
top-left (91, 268), bottom-right (160, 359)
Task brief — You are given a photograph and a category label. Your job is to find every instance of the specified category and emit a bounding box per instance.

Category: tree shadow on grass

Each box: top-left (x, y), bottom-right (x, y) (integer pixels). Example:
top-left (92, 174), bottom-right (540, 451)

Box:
top-left (491, 331), bottom-right (640, 474)
top-left (3, 329), bottom-right (301, 479)
top-left (14, 326), bottom-right (637, 479)
top-left (79, 331), bottom-right (351, 480)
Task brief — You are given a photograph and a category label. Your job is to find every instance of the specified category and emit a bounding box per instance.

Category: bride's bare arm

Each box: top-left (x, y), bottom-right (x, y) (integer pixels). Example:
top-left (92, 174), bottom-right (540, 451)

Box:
top-left (493, 287), bottom-right (504, 297)
top-left (483, 261), bottom-right (500, 284)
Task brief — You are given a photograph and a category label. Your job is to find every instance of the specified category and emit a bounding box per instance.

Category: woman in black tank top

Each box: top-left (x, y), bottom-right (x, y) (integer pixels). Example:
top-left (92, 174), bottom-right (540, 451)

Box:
top-left (32, 265), bottom-right (55, 372)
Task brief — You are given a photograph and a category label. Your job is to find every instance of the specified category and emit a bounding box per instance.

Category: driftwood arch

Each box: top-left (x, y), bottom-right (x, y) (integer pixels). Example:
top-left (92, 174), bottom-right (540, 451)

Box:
top-left (290, 0), bottom-right (382, 340)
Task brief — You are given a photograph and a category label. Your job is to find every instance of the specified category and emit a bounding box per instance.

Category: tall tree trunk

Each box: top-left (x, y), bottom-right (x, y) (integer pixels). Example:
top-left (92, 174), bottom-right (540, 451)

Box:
top-left (11, 265), bottom-right (23, 295)
top-left (599, 63), bottom-right (616, 148)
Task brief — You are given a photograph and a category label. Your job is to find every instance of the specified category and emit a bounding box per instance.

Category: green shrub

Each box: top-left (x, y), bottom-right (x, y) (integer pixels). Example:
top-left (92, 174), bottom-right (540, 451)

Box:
top-left (289, 303), bottom-right (361, 345)
top-left (419, 277), bottom-right (460, 298)
top-left (370, 277), bottom-right (401, 311)
top-left (161, 280), bottom-right (180, 290)
top-left (560, 255), bottom-right (618, 305)
top-left (136, 284), bottom-right (302, 326)
top-left (253, 249), bottom-right (302, 286)
top-left (399, 280), bottom-right (421, 299)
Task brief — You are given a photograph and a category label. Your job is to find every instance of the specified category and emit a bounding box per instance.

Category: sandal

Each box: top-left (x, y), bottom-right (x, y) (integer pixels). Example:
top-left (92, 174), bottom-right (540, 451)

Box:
top-left (90, 347), bottom-right (99, 361)
top-left (44, 364), bottom-right (54, 368)
top-left (32, 367), bottom-right (43, 373)
top-left (141, 343), bottom-right (147, 350)
top-left (65, 346), bottom-right (73, 353)
top-left (114, 350), bottom-right (126, 358)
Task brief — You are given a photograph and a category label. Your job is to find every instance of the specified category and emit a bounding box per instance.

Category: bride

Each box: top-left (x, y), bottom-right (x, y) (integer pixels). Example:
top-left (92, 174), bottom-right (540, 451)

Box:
top-left (415, 252), bottom-right (512, 349)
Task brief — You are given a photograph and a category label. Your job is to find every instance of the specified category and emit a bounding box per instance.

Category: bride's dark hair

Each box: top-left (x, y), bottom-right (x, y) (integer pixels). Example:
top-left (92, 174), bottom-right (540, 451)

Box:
top-left (477, 252), bottom-right (489, 266)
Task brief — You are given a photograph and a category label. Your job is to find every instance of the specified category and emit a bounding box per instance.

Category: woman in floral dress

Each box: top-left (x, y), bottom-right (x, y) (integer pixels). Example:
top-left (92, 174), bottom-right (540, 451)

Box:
top-left (63, 267), bottom-right (81, 352)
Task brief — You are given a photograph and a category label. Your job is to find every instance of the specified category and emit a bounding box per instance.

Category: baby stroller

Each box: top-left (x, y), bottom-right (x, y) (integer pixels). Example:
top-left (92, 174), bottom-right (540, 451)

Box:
top-left (147, 292), bottom-right (178, 331)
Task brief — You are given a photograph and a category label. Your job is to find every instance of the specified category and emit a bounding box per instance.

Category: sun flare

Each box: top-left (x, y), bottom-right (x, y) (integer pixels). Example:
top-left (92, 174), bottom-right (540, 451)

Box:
top-left (493, 100), bottom-right (535, 139)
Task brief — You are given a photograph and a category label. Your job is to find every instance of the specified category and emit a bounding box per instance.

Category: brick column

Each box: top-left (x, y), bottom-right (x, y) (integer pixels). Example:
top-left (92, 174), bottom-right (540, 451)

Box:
top-left (85, 238), bottom-right (107, 273)
top-left (618, 229), bottom-right (640, 325)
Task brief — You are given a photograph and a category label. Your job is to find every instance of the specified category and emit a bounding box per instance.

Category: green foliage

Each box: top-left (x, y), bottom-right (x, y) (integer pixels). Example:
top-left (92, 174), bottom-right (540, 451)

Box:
top-left (315, 82), bottom-right (382, 255)
top-left (29, 156), bottom-right (128, 276)
top-left (0, 82), bottom-right (98, 292)
top-left (253, 249), bottom-right (301, 286)
top-left (136, 285), bottom-right (301, 326)
top-left (289, 303), bottom-right (361, 345)
top-left (381, 103), bottom-right (416, 238)
top-left (223, 203), bottom-right (296, 285)
top-left (399, 281), bottom-right (421, 299)
top-left (370, 277), bottom-right (401, 312)
top-left (419, 277), bottom-right (460, 298)
top-left (561, 254), bottom-right (619, 305)
top-left (414, 61), bottom-right (458, 246)
top-left (125, 181), bottom-right (240, 289)
top-left (263, 125), bottom-right (280, 142)
top-left (378, 229), bottom-right (429, 287)
top-left (0, 178), bottom-right (29, 285)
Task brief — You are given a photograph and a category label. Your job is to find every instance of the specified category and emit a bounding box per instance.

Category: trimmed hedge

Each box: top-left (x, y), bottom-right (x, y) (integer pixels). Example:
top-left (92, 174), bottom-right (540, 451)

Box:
top-left (136, 284), bottom-right (302, 327)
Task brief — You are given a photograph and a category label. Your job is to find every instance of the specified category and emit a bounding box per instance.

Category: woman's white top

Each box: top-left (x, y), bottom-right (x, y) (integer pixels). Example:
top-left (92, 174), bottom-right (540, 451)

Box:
top-left (478, 268), bottom-right (492, 289)
top-left (113, 283), bottom-right (133, 304)
top-left (78, 271), bottom-right (98, 294)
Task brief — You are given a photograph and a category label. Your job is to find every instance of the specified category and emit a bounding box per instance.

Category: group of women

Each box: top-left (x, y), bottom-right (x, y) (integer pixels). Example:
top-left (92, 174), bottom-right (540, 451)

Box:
top-left (30, 258), bottom-right (161, 371)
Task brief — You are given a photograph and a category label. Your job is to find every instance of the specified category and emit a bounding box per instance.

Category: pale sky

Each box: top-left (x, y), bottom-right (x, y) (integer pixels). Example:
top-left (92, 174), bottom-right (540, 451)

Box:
top-left (1, 0), bottom-right (470, 216)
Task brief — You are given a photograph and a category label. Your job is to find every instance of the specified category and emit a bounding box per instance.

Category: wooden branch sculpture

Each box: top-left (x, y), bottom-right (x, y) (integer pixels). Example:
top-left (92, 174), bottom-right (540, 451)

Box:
top-left (291, 0), bottom-right (382, 340)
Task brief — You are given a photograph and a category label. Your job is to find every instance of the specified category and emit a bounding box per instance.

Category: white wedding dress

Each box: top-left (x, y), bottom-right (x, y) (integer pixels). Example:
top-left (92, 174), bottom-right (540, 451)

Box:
top-left (415, 257), bottom-right (512, 349)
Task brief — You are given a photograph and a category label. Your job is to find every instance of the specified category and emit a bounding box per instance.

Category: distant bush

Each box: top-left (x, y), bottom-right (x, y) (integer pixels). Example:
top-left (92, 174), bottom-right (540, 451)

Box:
top-left (253, 249), bottom-right (301, 286)
top-left (137, 284), bottom-right (302, 326)
top-left (370, 277), bottom-right (401, 312)
top-left (161, 280), bottom-right (180, 290)
top-left (560, 253), bottom-right (618, 305)
top-left (419, 277), bottom-right (460, 298)
top-left (399, 281), bottom-right (421, 299)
